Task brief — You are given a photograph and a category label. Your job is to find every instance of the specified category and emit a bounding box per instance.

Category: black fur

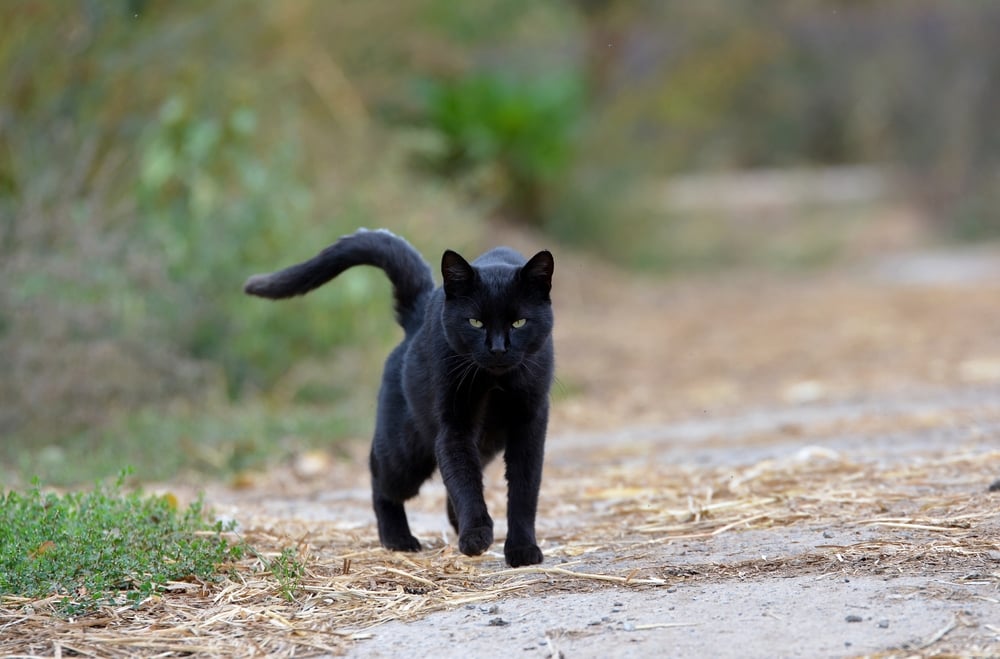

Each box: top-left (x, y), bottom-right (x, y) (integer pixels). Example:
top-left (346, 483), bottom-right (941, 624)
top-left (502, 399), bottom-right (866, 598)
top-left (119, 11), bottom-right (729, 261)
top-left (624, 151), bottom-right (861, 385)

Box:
top-left (244, 228), bottom-right (554, 567)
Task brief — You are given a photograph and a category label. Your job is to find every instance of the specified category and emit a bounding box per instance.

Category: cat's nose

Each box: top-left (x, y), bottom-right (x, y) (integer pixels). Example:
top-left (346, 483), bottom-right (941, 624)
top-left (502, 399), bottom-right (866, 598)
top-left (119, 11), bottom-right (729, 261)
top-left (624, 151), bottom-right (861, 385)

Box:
top-left (488, 335), bottom-right (507, 355)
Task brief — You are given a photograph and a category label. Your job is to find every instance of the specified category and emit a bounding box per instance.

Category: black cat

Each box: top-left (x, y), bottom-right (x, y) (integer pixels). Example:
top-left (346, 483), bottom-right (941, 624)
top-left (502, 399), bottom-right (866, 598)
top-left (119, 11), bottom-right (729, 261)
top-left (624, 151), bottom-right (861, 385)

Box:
top-left (244, 228), bottom-right (554, 567)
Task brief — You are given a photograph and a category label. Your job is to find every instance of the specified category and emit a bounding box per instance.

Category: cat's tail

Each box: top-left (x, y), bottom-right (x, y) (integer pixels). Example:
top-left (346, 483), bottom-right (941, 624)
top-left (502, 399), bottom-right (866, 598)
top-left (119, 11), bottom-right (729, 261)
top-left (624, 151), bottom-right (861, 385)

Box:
top-left (244, 228), bottom-right (435, 334)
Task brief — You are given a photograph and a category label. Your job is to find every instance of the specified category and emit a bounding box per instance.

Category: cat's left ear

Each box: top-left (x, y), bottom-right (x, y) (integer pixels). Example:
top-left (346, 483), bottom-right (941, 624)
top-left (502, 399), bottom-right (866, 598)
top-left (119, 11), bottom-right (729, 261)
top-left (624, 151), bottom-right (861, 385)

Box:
top-left (519, 250), bottom-right (554, 297)
top-left (442, 249), bottom-right (476, 299)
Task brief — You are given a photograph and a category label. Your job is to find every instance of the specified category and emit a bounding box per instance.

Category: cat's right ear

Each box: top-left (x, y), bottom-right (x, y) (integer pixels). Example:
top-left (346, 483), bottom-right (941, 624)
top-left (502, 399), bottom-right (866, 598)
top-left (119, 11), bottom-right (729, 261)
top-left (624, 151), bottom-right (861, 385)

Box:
top-left (520, 250), bottom-right (554, 298)
top-left (441, 250), bottom-right (476, 299)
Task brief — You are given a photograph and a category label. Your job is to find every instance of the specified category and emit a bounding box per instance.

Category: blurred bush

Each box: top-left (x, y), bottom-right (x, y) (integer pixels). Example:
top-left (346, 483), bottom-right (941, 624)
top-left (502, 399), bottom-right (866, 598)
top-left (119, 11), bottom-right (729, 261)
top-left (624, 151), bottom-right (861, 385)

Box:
top-left (572, 1), bottom-right (1000, 240)
top-left (416, 72), bottom-right (583, 225)
top-left (0, 0), bottom-right (478, 454)
top-left (134, 94), bottom-right (320, 396)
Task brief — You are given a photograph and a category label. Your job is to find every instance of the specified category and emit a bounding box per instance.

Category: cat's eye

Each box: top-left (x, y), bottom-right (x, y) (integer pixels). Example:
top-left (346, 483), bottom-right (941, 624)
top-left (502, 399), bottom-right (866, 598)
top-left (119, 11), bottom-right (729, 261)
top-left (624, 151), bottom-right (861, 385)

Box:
top-left (512, 318), bottom-right (526, 328)
top-left (468, 318), bottom-right (484, 328)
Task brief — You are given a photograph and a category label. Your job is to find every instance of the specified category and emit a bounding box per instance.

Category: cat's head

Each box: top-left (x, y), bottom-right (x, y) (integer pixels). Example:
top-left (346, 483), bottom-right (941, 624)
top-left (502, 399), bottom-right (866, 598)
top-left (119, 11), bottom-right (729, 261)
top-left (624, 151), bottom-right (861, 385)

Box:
top-left (440, 248), bottom-right (554, 375)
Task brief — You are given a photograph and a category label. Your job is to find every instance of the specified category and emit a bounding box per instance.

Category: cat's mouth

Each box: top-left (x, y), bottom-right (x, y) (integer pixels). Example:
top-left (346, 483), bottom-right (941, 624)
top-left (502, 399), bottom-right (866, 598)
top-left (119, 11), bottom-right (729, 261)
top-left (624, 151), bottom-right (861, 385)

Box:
top-left (478, 356), bottom-right (520, 376)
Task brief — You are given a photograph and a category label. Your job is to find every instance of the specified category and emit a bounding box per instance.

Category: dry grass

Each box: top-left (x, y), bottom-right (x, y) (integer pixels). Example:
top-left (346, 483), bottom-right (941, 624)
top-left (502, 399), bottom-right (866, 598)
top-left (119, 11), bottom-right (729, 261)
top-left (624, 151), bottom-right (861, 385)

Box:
top-left (3, 440), bottom-right (997, 657)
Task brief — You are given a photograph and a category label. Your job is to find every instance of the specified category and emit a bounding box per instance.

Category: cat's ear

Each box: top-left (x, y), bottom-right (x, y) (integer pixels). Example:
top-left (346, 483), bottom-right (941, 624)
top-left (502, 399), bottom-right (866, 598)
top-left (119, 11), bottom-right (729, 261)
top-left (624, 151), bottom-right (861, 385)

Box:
top-left (441, 250), bottom-right (476, 298)
top-left (519, 250), bottom-right (554, 297)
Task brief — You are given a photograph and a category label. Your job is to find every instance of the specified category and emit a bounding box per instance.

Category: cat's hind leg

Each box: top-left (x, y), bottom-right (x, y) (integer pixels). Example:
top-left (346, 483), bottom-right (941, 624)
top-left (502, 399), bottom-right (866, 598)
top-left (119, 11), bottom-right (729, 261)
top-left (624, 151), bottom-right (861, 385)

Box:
top-left (372, 489), bottom-right (421, 552)
top-left (369, 432), bottom-right (435, 553)
top-left (369, 348), bottom-right (436, 552)
top-left (446, 496), bottom-right (459, 533)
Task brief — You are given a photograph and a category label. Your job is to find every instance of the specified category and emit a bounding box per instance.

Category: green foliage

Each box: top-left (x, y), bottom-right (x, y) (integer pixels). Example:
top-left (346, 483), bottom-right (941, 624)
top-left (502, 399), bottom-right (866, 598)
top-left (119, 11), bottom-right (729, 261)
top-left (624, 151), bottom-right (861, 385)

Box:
top-left (0, 472), bottom-right (243, 615)
top-left (133, 93), bottom-right (329, 395)
top-left (419, 72), bottom-right (583, 224)
top-left (0, 1), bottom-right (406, 452)
top-left (266, 547), bottom-right (306, 601)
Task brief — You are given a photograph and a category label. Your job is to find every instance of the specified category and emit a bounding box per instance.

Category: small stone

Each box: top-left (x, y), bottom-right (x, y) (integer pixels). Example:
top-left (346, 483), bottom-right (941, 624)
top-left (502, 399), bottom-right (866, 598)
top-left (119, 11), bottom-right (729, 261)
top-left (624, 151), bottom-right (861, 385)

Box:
top-left (823, 530), bottom-right (835, 539)
top-left (783, 379), bottom-right (826, 403)
top-left (623, 622), bottom-right (636, 632)
top-left (292, 450), bottom-right (331, 479)
top-left (878, 619), bottom-right (889, 629)
top-left (480, 604), bottom-right (499, 614)
top-left (845, 615), bottom-right (863, 623)
top-left (488, 617), bottom-right (509, 627)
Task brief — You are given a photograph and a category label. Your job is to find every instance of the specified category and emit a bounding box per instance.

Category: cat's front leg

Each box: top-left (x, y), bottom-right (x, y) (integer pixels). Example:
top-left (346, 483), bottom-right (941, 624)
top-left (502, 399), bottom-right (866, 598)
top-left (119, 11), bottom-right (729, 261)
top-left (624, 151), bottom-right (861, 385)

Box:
top-left (503, 409), bottom-right (547, 567)
top-left (435, 429), bottom-right (494, 556)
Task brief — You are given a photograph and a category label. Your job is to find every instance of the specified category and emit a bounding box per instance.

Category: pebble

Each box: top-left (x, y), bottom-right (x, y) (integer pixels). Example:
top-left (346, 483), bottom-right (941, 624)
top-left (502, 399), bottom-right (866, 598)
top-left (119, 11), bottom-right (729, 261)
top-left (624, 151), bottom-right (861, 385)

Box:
top-left (845, 615), bottom-right (863, 623)
top-left (488, 617), bottom-right (509, 627)
top-left (878, 619), bottom-right (890, 629)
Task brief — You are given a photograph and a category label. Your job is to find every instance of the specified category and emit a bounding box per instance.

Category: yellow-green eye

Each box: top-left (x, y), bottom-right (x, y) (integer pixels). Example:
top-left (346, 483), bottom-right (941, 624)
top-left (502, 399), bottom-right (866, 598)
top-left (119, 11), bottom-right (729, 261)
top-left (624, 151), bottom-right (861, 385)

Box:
top-left (512, 318), bottom-right (526, 328)
top-left (468, 318), bottom-right (483, 328)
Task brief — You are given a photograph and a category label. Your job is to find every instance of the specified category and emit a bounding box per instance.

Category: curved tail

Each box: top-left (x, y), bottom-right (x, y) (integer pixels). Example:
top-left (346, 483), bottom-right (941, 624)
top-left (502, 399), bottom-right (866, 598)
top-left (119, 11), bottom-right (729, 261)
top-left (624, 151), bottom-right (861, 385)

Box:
top-left (244, 228), bottom-right (435, 334)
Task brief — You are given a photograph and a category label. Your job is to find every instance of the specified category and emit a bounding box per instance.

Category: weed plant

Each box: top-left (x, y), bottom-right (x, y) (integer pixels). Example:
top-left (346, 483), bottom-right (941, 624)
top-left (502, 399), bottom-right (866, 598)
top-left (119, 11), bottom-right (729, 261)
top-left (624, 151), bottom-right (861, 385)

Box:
top-left (0, 472), bottom-right (243, 615)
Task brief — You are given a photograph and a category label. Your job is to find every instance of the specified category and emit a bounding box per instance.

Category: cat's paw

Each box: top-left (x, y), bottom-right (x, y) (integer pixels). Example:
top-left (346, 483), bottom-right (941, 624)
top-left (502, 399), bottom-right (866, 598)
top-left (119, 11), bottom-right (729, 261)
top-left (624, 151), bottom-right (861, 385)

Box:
top-left (458, 526), bottom-right (494, 556)
top-left (504, 543), bottom-right (543, 567)
top-left (382, 534), bottom-right (422, 553)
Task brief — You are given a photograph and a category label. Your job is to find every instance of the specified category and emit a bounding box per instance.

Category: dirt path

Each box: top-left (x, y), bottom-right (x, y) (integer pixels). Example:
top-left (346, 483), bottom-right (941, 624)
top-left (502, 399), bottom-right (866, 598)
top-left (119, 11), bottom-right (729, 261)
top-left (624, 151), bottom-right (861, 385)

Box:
top-left (339, 390), bottom-right (1000, 657)
top-left (8, 244), bottom-right (998, 658)
top-left (205, 384), bottom-right (999, 658)
top-left (198, 245), bottom-right (1000, 658)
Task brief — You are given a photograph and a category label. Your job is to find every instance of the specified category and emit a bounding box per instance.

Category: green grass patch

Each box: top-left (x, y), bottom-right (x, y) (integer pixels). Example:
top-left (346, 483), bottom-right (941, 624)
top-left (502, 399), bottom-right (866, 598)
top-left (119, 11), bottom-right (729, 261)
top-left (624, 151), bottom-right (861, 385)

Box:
top-left (0, 472), bottom-right (244, 616)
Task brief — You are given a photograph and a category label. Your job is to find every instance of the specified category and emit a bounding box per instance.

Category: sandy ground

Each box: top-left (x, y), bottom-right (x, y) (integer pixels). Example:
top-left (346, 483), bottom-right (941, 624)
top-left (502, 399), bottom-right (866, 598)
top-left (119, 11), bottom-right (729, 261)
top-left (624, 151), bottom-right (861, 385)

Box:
top-left (190, 243), bottom-right (1000, 658)
top-left (341, 390), bottom-right (1000, 658)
